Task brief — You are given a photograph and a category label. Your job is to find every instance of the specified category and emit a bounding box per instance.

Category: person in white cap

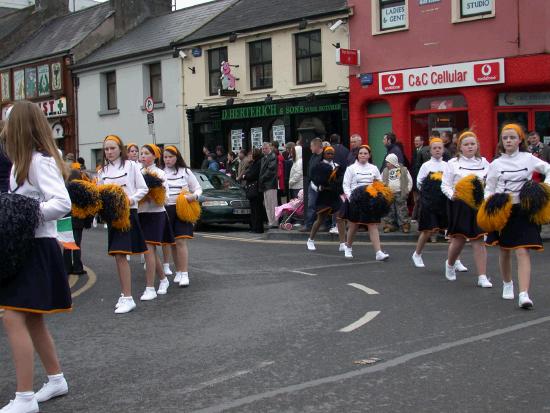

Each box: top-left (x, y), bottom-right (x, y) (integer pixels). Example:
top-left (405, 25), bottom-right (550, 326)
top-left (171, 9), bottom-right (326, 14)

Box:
top-left (382, 153), bottom-right (412, 233)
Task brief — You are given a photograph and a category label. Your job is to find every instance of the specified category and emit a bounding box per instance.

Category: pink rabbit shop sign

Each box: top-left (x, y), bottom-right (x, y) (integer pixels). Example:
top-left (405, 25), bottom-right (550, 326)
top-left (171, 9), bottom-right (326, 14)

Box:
top-left (219, 61), bottom-right (238, 97)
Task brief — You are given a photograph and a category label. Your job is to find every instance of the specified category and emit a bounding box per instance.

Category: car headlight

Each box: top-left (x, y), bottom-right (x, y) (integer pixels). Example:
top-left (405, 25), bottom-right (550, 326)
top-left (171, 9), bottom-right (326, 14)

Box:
top-left (201, 200), bottom-right (229, 207)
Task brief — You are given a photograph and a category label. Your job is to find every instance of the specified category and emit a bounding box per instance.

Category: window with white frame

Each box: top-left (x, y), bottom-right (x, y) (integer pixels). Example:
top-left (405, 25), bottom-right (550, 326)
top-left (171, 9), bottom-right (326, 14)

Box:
top-left (452, 0), bottom-right (495, 22)
top-left (208, 47), bottom-right (227, 96)
top-left (249, 39), bottom-right (272, 90)
top-left (372, 0), bottom-right (408, 34)
top-left (295, 30), bottom-right (322, 84)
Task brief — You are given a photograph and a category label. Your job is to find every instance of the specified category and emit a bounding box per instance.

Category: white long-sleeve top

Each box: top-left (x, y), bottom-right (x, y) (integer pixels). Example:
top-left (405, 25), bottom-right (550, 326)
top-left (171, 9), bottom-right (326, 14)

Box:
top-left (98, 158), bottom-right (148, 209)
top-left (343, 161), bottom-right (381, 197)
top-left (138, 164), bottom-right (168, 213)
top-left (9, 152), bottom-right (71, 238)
top-left (416, 157), bottom-right (449, 191)
top-left (163, 166), bottom-right (202, 205)
top-left (441, 156), bottom-right (490, 200)
top-left (485, 150), bottom-right (550, 203)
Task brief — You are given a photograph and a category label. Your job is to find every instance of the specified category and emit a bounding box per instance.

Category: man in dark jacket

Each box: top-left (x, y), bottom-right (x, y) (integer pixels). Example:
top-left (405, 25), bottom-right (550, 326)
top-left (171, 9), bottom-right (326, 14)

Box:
top-left (304, 137), bottom-right (323, 230)
top-left (329, 133), bottom-right (349, 171)
top-left (347, 133), bottom-right (363, 166)
top-left (382, 132), bottom-right (406, 170)
top-left (259, 142), bottom-right (278, 228)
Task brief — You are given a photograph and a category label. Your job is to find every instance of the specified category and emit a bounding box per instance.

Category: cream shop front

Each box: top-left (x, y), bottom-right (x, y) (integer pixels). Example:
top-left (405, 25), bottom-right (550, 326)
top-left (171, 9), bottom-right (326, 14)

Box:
top-left (186, 92), bottom-right (349, 168)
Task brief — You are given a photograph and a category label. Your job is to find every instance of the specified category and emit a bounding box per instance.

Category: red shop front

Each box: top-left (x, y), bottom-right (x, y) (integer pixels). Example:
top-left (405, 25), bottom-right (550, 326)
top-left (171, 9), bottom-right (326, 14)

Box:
top-left (349, 54), bottom-right (550, 167)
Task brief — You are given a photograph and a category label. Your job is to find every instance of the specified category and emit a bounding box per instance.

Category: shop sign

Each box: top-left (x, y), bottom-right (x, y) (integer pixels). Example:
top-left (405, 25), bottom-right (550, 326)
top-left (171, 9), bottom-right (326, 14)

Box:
top-left (231, 129), bottom-right (243, 152)
top-left (222, 103), bottom-right (342, 121)
top-left (219, 61), bottom-right (238, 97)
top-left (192, 47), bottom-right (202, 57)
top-left (419, 0), bottom-right (440, 4)
top-left (359, 73), bottom-right (373, 86)
top-left (272, 125), bottom-right (286, 148)
top-left (1, 72), bottom-right (10, 101)
top-left (462, 0), bottom-right (493, 17)
top-left (379, 58), bottom-right (504, 95)
top-left (251, 127), bottom-right (263, 149)
top-left (381, 3), bottom-right (407, 30)
top-left (36, 97), bottom-right (67, 118)
top-left (52, 122), bottom-right (64, 139)
top-left (336, 48), bottom-right (360, 66)
top-left (498, 92), bottom-right (550, 107)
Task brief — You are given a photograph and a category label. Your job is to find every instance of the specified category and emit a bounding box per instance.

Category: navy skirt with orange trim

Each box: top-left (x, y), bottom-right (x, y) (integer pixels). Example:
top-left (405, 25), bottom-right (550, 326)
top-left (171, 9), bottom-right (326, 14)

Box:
top-left (139, 211), bottom-right (175, 245)
top-left (486, 204), bottom-right (543, 250)
top-left (0, 238), bottom-right (72, 314)
top-left (447, 199), bottom-right (486, 240)
top-left (418, 198), bottom-right (447, 232)
top-left (108, 209), bottom-right (147, 255)
top-left (165, 204), bottom-right (194, 239)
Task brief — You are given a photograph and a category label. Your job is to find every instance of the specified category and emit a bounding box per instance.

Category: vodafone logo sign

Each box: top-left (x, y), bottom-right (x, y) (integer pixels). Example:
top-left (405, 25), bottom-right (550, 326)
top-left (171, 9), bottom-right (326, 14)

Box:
top-left (381, 73), bottom-right (403, 91)
top-left (474, 62), bottom-right (500, 83)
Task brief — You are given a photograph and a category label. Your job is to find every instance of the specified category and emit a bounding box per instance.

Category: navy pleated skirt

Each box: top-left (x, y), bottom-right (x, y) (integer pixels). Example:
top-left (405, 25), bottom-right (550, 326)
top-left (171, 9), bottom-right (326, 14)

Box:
top-left (139, 211), bottom-right (175, 246)
top-left (166, 204), bottom-right (194, 239)
top-left (486, 204), bottom-right (543, 250)
top-left (447, 200), bottom-right (486, 240)
top-left (108, 208), bottom-right (147, 255)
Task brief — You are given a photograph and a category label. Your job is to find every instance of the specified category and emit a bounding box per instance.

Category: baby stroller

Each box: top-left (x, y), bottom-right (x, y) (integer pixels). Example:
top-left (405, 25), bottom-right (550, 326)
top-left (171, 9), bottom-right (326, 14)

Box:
top-left (275, 189), bottom-right (304, 230)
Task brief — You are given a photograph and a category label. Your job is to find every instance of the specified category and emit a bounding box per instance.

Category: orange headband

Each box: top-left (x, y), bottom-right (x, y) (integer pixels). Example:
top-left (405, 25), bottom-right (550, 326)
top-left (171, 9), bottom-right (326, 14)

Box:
top-left (165, 145), bottom-right (179, 155)
top-left (429, 137), bottom-right (443, 145)
top-left (143, 144), bottom-right (161, 159)
top-left (71, 162), bottom-right (81, 170)
top-left (104, 135), bottom-right (122, 146)
top-left (359, 144), bottom-right (371, 152)
top-left (126, 142), bottom-right (139, 150)
top-left (457, 131), bottom-right (477, 147)
top-left (323, 146), bottom-right (335, 153)
top-left (501, 123), bottom-right (525, 141)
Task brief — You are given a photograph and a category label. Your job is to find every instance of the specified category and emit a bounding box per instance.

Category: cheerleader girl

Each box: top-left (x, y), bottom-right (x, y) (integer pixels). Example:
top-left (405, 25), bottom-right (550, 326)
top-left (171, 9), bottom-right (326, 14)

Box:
top-left (139, 144), bottom-right (175, 301)
top-left (306, 146), bottom-right (346, 251)
top-left (342, 145), bottom-right (389, 261)
top-left (126, 143), bottom-right (139, 162)
top-left (98, 135), bottom-right (148, 313)
top-left (485, 123), bottom-right (550, 308)
top-left (441, 131), bottom-right (491, 287)
top-left (162, 146), bottom-right (202, 286)
top-left (0, 101), bottom-right (72, 412)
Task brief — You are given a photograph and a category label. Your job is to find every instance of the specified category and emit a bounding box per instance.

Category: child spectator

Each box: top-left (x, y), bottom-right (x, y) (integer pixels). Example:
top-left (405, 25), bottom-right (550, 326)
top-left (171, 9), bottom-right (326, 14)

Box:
top-left (382, 153), bottom-right (412, 233)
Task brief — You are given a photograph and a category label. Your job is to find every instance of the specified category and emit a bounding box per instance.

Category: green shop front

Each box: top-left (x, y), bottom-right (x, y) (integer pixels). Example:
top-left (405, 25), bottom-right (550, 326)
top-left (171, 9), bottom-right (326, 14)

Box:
top-left (186, 93), bottom-right (349, 168)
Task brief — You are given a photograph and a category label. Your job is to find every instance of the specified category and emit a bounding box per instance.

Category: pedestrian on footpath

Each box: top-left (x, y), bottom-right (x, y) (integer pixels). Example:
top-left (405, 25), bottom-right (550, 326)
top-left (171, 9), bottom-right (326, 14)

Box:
top-left (288, 144), bottom-right (303, 199)
top-left (483, 123), bottom-right (550, 309)
top-left (139, 144), bottom-right (175, 301)
top-left (302, 137), bottom-right (323, 231)
top-left (242, 148), bottom-right (264, 233)
top-left (382, 153), bottom-right (412, 233)
top-left (259, 141), bottom-right (278, 228)
top-left (341, 145), bottom-right (389, 261)
top-left (0, 101), bottom-right (72, 413)
top-left (126, 143), bottom-right (140, 163)
top-left (99, 135), bottom-right (148, 314)
top-left (441, 131), bottom-right (491, 287)
top-left (162, 146), bottom-right (202, 287)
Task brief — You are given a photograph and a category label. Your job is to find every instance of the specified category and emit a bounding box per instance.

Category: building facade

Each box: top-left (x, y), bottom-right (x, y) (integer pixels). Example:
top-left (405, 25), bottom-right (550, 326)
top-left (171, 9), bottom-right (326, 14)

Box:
top-left (348, 0), bottom-right (550, 165)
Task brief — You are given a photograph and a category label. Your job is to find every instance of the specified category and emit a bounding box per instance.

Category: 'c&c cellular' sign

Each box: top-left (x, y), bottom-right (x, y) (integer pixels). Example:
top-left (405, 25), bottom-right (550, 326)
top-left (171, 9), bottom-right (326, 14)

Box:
top-left (379, 58), bottom-right (504, 95)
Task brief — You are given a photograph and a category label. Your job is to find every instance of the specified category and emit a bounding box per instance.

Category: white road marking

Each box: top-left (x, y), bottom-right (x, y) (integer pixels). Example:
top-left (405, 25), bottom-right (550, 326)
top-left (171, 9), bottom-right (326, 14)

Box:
top-left (348, 283), bottom-right (379, 295)
top-left (290, 270), bottom-right (318, 276)
top-left (339, 311), bottom-right (381, 333)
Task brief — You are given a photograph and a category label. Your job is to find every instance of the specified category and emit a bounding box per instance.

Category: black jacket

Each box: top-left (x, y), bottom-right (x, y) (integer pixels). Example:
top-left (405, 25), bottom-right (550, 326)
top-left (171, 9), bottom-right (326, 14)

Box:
top-left (332, 144), bottom-right (350, 171)
top-left (0, 145), bottom-right (11, 193)
top-left (259, 151), bottom-right (277, 191)
top-left (308, 152), bottom-right (322, 178)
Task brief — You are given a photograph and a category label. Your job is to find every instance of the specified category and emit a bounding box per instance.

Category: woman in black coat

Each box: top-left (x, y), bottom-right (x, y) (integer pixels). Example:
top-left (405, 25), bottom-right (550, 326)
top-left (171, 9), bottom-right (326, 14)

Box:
top-left (242, 149), bottom-right (264, 233)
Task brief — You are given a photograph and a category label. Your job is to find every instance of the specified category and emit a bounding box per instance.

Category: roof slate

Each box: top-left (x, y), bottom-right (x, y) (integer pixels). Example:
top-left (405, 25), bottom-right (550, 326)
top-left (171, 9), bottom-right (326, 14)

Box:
top-left (0, 2), bottom-right (113, 67)
top-left (0, 6), bottom-right (33, 40)
top-left (179, 0), bottom-right (349, 45)
top-left (76, 0), bottom-right (237, 68)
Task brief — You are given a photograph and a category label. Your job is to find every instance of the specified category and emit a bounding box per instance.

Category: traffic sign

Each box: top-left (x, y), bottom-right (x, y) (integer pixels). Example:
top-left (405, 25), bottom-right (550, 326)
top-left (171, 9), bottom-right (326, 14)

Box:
top-left (144, 96), bottom-right (154, 113)
top-left (147, 113), bottom-right (154, 125)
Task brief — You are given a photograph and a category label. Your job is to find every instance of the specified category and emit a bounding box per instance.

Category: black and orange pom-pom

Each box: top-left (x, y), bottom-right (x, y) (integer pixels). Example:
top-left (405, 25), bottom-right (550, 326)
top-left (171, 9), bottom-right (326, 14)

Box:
top-left (67, 179), bottom-right (102, 219)
top-left (176, 192), bottom-right (201, 223)
top-left (98, 184), bottom-right (130, 231)
top-left (421, 171), bottom-right (446, 211)
top-left (141, 171), bottom-right (166, 206)
top-left (454, 174), bottom-right (484, 210)
top-left (349, 180), bottom-right (394, 223)
top-left (520, 181), bottom-right (550, 225)
top-left (477, 193), bottom-right (513, 232)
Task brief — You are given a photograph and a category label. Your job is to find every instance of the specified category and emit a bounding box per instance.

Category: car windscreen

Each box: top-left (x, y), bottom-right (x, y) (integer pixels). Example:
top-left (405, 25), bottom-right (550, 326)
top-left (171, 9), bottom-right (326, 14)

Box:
top-left (193, 172), bottom-right (241, 190)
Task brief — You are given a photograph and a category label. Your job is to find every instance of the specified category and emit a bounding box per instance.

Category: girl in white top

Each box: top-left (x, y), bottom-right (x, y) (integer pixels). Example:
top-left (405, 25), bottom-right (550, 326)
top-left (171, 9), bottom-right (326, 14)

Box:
top-left (441, 131), bottom-right (491, 286)
top-left (485, 123), bottom-right (550, 309)
top-left (138, 144), bottom-right (175, 302)
top-left (412, 138), bottom-right (451, 268)
top-left (98, 135), bottom-right (148, 314)
top-left (342, 144), bottom-right (389, 261)
top-left (126, 143), bottom-right (139, 163)
top-left (162, 146), bottom-right (202, 287)
top-left (0, 101), bottom-right (72, 412)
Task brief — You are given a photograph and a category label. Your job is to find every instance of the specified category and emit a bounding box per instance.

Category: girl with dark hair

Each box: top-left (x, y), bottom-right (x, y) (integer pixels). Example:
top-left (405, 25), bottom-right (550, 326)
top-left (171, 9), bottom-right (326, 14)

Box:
top-left (99, 135), bottom-right (148, 314)
top-left (138, 144), bottom-right (175, 301)
top-left (162, 146), bottom-right (202, 287)
top-left (126, 143), bottom-right (140, 162)
top-left (0, 101), bottom-right (72, 412)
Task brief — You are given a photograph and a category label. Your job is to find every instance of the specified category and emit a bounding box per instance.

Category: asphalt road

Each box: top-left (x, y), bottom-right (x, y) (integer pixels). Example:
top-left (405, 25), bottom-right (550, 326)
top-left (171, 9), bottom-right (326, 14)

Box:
top-left (1, 225), bottom-right (549, 412)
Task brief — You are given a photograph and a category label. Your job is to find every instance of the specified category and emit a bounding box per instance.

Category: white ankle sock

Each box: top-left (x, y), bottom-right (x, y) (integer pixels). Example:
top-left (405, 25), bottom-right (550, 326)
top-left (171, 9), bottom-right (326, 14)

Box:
top-left (15, 391), bottom-right (34, 401)
top-left (504, 280), bottom-right (513, 285)
top-left (181, 272), bottom-right (188, 275)
top-left (48, 373), bottom-right (64, 382)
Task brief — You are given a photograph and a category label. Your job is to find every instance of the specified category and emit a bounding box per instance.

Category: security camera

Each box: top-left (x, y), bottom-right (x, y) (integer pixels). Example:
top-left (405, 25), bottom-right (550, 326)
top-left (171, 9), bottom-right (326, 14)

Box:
top-left (178, 50), bottom-right (187, 59)
top-left (329, 19), bottom-right (344, 32)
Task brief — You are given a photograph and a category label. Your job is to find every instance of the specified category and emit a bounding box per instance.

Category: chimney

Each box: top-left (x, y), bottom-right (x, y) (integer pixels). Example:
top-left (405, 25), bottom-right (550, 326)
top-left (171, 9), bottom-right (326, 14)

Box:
top-left (110, 0), bottom-right (172, 38)
top-left (35, 0), bottom-right (69, 21)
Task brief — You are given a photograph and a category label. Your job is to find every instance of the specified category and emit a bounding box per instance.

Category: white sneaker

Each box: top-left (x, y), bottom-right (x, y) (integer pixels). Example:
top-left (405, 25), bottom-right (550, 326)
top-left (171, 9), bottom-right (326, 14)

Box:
top-left (103, 223), bottom-right (108, 229)
top-left (157, 278), bottom-right (169, 295)
top-left (375, 251), bottom-right (389, 261)
top-left (115, 293), bottom-right (124, 309)
top-left (35, 376), bottom-right (68, 402)
top-left (0, 397), bottom-right (38, 413)
top-left (518, 291), bottom-right (533, 309)
top-left (344, 245), bottom-right (353, 258)
top-left (329, 226), bottom-right (339, 234)
top-left (477, 275), bottom-right (493, 288)
top-left (445, 260), bottom-right (456, 281)
top-left (411, 252), bottom-right (425, 268)
top-left (179, 272), bottom-right (190, 287)
top-left (339, 243), bottom-right (346, 252)
top-left (140, 287), bottom-right (157, 301)
top-left (454, 260), bottom-right (468, 272)
top-left (163, 263), bottom-right (173, 276)
top-left (126, 255), bottom-right (130, 261)
top-left (173, 272), bottom-right (183, 283)
top-left (114, 297), bottom-right (136, 314)
top-left (502, 282), bottom-right (514, 300)
top-left (140, 254), bottom-right (145, 264)
top-left (306, 239), bottom-right (316, 251)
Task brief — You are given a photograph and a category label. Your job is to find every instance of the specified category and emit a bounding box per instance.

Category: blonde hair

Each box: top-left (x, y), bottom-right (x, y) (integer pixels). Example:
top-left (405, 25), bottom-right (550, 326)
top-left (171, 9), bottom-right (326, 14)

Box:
top-left (3, 101), bottom-right (67, 186)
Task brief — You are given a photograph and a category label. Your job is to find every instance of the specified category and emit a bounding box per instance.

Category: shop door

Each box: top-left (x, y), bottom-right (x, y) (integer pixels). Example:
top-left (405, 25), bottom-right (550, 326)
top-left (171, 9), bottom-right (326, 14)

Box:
top-left (368, 117), bottom-right (392, 169)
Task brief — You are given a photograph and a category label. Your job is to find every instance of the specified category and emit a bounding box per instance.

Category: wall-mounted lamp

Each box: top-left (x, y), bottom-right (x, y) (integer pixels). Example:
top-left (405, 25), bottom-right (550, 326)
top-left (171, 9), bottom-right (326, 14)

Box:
top-left (188, 66), bottom-right (196, 74)
top-left (306, 92), bottom-right (315, 102)
top-left (226, 98), bottom-right (235, 106)
top-left (264, 94), bottom-right (273, 103)
top-left (229, 32), bottom-right (238, 42)
top-left (298, 19), bottom-right (308, 30)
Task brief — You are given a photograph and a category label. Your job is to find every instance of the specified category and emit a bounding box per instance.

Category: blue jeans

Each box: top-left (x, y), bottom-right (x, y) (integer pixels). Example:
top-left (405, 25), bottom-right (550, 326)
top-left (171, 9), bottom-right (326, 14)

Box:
top-left (306, 186), bottom-right (318, 229)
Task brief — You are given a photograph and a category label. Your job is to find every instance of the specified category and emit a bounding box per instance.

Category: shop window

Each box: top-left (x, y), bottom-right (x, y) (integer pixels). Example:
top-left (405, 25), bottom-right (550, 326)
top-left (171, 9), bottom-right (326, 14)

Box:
top-left (295, 30), bottom-right (322, 84)
top-left (452, 0), bottom-right (495, 23)
top-left (106, 71), bottom-right (117, 110)
top-left (372, 0), bottom-right (408, 35)
top-left (149, 63), bottom-right (162, 103)
top-left (249, 39), bottom-right (272, 90)
top-left (208, 47), bottom-right (227, 96)
top-left (412, 95), bottom-right (467, 112)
